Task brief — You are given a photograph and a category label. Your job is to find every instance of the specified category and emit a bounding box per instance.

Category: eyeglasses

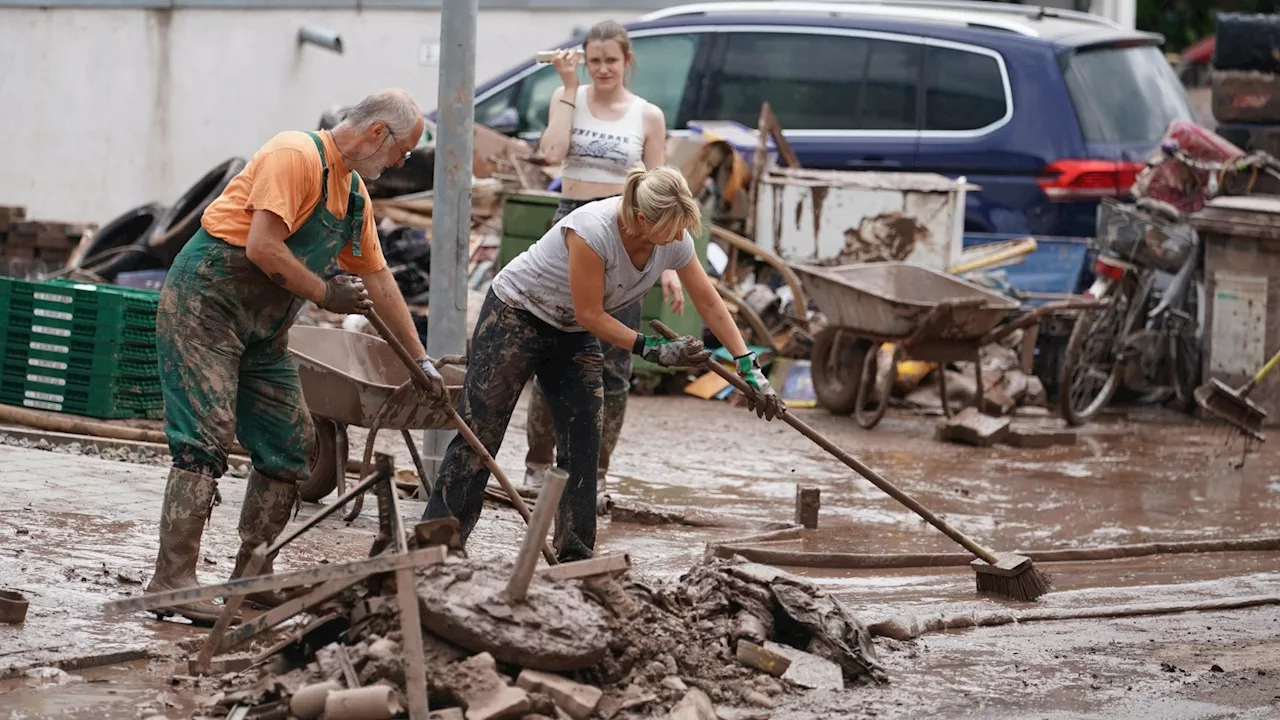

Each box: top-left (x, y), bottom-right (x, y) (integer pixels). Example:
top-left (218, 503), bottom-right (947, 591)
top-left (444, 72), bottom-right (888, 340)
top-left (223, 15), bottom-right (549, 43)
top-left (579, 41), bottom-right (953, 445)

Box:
top-left (386, 124), bottom-right (414, 161)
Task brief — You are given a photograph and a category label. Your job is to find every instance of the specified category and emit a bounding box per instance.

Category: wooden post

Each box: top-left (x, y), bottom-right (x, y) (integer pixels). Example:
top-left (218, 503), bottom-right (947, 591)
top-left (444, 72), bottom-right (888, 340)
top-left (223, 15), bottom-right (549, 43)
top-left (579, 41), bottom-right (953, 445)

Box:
top-left (508, 468), bottom-right (568, 602)
top-left (794, 486), bottom-right (821, 529)
top-left (381, 452), bottom-right (431, 719)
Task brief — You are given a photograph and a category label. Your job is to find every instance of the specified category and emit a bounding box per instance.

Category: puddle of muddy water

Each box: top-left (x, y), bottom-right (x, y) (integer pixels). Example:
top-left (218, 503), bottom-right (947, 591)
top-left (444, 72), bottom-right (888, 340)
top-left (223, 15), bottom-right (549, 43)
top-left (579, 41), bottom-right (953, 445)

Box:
top-left (0, 659), bottom-right (197, 720)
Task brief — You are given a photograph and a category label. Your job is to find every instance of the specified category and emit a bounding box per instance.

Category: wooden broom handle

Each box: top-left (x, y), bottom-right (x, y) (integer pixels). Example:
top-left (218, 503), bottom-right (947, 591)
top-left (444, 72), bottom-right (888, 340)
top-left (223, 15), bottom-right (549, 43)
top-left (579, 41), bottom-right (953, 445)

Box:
top-left (651, 320), bottom-right (1000, 565)
top-left (365, 310), bottom-right (558, 565)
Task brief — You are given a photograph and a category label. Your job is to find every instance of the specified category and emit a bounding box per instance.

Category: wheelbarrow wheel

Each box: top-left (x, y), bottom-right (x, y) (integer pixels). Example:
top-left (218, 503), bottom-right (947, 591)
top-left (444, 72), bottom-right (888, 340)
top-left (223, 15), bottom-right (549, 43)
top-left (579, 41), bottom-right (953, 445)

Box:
top-left (854, 343), bottom-right (897, 430)
top-left (300, 415), bottom-right (348, 503)
top-left (811, 328), bottom-right (870, 415)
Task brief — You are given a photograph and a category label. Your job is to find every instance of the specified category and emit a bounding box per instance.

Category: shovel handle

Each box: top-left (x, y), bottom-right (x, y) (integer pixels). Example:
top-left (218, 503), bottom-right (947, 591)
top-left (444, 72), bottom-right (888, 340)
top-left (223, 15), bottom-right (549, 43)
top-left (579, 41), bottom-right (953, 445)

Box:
top-left (651, 320), bottom-right (1000, 566)
top-left (364, 310), bottom-right (558, 566)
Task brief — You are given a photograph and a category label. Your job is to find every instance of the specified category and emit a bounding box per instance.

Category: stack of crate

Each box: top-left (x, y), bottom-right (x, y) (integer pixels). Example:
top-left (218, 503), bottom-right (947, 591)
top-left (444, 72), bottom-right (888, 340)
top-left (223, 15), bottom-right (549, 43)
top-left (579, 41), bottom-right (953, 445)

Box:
top-left (2, 219), bottom-right (88, 266)
top-left (0, 277), bottom-right (164, 420)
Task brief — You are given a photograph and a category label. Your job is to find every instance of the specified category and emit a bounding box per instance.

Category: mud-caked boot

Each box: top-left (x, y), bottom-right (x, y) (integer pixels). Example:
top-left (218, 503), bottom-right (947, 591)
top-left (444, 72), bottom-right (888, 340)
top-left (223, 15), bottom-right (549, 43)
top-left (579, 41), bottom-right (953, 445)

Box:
top-left (229, 470), bottom-right (303, 610)
top-left (146, 467), bottom-right (237, 627)
top-left (596, 390), bottom-right (629, 498)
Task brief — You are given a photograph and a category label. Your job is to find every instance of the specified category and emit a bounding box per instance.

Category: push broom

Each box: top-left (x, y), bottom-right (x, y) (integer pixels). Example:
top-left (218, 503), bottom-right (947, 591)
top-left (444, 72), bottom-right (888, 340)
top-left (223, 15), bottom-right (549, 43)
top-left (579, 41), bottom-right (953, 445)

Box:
top-left (651, 320), bottom-right (1052, 602)
top-left (1194, 347), bottom-right (1280, 444)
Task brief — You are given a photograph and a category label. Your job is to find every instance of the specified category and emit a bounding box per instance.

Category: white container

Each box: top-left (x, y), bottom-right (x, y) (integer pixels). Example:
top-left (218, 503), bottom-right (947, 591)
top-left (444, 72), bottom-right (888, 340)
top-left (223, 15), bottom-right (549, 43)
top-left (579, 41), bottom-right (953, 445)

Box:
top-left (754, 168), bottom-right (977, 272)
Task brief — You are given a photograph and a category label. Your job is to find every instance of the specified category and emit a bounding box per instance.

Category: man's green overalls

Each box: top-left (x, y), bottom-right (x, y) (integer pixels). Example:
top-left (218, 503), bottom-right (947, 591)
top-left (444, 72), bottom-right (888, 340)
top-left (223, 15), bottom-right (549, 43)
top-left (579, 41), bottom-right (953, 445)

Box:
top-left (146, 131), bottom-right (366, 623)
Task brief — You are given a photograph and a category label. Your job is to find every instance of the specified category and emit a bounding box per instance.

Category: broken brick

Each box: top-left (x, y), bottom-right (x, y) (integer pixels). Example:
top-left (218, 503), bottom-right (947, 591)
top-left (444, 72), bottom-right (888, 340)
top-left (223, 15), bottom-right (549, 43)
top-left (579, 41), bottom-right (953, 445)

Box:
top-left (516, 669), bottom-right (603, 720)
top-left (1003, 426), bottom-right (1078, 449)
top-left (445, 652), bottom-right (530, 720)
top-left (734, 640), bottom-right (792, 677)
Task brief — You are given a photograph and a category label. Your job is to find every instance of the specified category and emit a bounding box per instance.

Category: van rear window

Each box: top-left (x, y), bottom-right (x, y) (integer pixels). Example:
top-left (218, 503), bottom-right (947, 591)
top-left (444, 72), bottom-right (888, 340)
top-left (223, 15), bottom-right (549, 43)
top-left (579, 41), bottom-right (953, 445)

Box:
top-left (1063, 44), bottom-right (1195, 143)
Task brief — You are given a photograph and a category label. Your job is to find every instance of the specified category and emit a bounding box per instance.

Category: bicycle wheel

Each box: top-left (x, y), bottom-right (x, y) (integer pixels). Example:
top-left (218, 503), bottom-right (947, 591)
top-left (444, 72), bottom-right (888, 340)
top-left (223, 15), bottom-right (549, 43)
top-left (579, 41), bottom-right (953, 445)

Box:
top-left (1165, 286), bottom-right (1202, 412)
top-left (1059, 284), bottom-right (1131, 426)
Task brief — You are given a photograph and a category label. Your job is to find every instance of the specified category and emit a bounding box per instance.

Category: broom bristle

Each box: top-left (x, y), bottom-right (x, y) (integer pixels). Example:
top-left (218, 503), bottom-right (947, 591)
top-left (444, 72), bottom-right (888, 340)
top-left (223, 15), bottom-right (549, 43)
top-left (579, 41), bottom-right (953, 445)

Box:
top-left (973, 561), bottom-right (1053, 602)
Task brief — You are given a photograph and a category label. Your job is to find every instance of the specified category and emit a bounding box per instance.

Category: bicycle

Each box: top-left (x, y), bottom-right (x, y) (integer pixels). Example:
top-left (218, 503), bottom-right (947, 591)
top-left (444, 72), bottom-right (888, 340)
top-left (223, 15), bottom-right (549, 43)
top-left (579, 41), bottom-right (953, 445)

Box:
top-left (1058, 197), bottom-right (1202, 426)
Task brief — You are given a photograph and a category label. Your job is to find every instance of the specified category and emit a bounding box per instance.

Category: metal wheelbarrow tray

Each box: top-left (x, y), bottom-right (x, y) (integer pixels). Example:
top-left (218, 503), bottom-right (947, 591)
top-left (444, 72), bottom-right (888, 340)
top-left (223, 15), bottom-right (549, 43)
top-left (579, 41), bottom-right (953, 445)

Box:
top-left (287, 325), bottom-right (467, 504)
top-left (793, 262), bottom-right (1089, 429)
top-left (289, 325), bottom-right (465, 430)
top-left (793, 261), bottom-right (1021, 343)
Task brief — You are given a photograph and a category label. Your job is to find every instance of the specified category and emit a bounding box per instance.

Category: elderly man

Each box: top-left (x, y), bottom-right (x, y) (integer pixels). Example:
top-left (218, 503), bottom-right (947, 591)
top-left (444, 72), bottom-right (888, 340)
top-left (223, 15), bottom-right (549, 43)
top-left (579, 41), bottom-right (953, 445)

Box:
top-left (146, 88), bottom-right (443, 625)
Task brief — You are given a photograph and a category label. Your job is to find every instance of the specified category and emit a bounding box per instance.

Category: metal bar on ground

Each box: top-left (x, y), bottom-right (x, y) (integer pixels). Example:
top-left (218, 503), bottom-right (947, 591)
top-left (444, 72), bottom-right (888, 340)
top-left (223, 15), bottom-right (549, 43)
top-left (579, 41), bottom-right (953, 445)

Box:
top-left (422, 0), bottom-right (478, 480)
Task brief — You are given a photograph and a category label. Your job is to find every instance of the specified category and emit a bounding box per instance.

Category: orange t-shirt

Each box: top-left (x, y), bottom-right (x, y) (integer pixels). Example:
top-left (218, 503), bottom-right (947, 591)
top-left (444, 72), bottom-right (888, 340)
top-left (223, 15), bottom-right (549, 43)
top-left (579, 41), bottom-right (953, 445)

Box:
top-left (201, 130), bottom-right (386, 275)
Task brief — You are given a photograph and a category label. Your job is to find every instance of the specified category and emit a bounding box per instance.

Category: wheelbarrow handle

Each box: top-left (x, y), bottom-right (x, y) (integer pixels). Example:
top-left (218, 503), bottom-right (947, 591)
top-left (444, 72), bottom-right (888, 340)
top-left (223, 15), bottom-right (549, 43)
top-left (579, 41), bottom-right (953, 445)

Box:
top-left (364, 309), bottom-right (558, 566)
top-left (650, 319), bottom-right (1002, 566)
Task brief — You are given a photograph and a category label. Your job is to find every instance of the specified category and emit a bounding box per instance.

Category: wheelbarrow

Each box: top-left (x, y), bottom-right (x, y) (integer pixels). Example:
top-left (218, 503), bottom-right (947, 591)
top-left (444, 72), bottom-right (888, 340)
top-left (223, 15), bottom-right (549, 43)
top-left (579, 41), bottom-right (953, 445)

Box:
top-left (797, 261), bottom-right (1099, 429)
top-left (288, 325), bottom-right (467, 517)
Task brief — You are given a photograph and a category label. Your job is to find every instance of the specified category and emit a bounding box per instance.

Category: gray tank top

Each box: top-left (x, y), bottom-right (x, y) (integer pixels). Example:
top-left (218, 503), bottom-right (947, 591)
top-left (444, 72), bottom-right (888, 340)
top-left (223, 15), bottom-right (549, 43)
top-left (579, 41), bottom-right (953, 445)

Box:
top-left (490, 198), bottom-right (696, 333)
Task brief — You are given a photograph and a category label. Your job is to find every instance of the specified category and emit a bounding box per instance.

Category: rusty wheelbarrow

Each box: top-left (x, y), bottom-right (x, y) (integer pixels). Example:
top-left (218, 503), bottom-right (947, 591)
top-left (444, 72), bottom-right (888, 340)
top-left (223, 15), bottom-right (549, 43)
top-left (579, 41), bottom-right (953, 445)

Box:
top-left (796, 261), bottom-right (1099, 429)
top-left (288, 325), bottom-right (466, 515)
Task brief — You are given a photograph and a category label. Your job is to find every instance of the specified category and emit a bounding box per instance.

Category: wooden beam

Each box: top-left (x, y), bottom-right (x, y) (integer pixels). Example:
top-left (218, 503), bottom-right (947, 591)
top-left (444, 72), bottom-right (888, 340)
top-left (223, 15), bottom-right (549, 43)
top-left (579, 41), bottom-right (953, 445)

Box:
top-left (103, 546), bottom-right (447, 616)
top-left (537, 553), bottom-right (631, 582)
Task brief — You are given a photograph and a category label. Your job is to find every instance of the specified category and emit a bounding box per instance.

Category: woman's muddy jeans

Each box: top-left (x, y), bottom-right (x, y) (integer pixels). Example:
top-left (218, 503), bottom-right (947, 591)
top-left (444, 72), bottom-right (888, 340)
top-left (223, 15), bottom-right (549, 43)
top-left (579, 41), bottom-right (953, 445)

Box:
top-left (424, 289), bottom-right (604, 562)
top-left (525, 194), bottom-right (635, 490)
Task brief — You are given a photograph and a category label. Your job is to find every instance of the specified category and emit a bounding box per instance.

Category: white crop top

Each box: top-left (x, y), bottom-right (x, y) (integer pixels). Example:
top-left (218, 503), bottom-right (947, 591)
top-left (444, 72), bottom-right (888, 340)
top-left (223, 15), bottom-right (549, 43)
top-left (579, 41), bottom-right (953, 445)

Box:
top-left (560, 86), bottom-right (647, 184)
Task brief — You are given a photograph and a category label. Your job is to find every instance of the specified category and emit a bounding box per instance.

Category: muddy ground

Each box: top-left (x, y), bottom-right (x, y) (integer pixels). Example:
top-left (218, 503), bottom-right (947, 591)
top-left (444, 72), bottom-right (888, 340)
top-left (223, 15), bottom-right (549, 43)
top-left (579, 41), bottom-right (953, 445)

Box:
top-left (3, 390), bottom-right (1280, 719)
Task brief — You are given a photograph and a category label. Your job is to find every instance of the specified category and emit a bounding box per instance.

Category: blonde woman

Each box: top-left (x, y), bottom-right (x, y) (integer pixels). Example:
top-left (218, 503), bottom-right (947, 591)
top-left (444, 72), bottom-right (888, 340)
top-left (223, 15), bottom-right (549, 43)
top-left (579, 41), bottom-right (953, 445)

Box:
top-left (527, 19), bottom-right (683, 494)
top-left (424, 167), bottom-right (784, 561)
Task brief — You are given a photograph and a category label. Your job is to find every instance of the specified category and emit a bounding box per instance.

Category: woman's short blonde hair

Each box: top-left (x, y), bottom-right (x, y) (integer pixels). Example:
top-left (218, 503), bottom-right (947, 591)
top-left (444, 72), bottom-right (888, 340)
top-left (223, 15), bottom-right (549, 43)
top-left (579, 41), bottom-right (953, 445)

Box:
top-left (618, 166), bottom-right (702, 241)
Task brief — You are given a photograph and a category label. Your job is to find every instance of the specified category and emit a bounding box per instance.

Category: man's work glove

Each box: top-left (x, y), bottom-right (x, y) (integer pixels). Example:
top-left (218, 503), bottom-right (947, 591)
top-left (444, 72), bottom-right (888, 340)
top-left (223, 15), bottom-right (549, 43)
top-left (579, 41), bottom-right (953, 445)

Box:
top-left (319, 274), bottom-right (373, 315)
top-left (735, 351), bottom-right (785, 421)
top-left (414, 356), bottom-right (448, 401)
top-left (633, 333), bottom-right (711, 368)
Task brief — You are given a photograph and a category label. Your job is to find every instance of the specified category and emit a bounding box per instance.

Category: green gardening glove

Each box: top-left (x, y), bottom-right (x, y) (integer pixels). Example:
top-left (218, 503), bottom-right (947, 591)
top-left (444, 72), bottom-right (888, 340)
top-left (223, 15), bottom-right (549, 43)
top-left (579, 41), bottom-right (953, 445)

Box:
top-left (735, 351), bottom-right (785, 421)
top-left (633, 333), bottom-right (711, 368)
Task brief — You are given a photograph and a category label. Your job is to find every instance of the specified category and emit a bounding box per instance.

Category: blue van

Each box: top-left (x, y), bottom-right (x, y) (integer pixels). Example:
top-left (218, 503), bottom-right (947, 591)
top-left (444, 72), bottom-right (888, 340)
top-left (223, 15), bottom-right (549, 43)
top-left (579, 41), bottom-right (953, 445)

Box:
top-left (454, 0), bottom-right (1197, 238)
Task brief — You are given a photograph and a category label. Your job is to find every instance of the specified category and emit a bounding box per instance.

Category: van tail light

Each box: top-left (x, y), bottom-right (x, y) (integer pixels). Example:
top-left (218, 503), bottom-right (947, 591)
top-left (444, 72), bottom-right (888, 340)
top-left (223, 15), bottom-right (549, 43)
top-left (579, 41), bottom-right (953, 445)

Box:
top-left (1095, 258), bottom-right (1126, 281)
top-left (1037, 160), bottom-right (1146, 200)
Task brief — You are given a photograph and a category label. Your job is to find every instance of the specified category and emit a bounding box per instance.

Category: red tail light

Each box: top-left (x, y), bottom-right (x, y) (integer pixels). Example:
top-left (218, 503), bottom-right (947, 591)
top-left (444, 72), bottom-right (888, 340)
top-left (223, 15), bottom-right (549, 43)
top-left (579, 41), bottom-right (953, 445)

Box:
top-left (1095, 258), bottom-right (1126, 281)
top-left (1037, 160), bottom-right (1146, 200)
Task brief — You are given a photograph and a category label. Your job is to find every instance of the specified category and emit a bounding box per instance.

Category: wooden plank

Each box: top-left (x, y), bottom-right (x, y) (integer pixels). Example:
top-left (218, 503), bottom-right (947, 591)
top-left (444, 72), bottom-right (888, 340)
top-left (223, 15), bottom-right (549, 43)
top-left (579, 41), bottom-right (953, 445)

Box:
top-left (221, 576), bottom-right (366, 652)
top-left (536, 554), bottom-right (631, 582)
top-left (103, 546), bottom-right (448, 616)
top-left (383, 454), bottom-right (431, 719)
top-left (762, 103), bottom-right (800, 169)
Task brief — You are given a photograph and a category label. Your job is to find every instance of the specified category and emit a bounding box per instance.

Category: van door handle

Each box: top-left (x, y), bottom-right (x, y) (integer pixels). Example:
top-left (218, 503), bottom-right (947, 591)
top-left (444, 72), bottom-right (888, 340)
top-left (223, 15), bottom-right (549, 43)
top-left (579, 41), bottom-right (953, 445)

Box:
top-left (847, 157), bottom-right (902, 168)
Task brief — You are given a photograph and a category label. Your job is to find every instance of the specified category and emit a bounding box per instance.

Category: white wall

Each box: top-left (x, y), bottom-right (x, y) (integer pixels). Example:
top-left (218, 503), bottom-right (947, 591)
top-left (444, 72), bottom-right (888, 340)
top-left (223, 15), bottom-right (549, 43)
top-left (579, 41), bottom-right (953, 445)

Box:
top-left (0, 7), bottom-right (642, 224)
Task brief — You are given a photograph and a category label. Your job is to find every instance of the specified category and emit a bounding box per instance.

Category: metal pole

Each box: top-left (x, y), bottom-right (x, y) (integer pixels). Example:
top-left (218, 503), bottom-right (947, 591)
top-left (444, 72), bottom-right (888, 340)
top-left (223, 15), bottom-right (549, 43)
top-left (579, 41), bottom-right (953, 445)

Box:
top-left (422, 0), bottom-right (477, 492)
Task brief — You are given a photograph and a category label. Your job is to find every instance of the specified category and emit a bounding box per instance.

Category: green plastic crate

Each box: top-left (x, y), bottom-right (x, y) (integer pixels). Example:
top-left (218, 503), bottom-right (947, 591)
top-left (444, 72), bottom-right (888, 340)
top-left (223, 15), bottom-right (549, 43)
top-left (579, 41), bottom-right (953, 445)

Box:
top-left (0, 276), bottom-right (159, 309)
top-left (3, 358), bottom-right (162, 395)
top-left (6, 295), bottom-right (156, 330)
top-left (3, 344), bottom-right (159, 378)
top-left (1, 377), bottom-right (164, 420)
top-left (3, 310), bottom-right (157, 346)
top-left (0, 328), bottom-right (158, 362)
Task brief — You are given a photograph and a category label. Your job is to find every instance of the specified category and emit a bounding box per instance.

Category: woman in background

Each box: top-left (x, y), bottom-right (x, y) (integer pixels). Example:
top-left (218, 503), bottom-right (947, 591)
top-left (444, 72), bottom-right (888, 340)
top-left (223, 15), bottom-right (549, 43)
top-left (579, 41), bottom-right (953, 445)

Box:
top-left (525, 20), bottom-right (683, 496)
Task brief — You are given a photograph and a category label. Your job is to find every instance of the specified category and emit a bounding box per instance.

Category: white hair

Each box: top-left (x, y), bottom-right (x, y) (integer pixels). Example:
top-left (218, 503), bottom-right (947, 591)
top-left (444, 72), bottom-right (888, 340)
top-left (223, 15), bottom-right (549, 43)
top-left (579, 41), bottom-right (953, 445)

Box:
top-left (338, 88), bottom-right (422, 137)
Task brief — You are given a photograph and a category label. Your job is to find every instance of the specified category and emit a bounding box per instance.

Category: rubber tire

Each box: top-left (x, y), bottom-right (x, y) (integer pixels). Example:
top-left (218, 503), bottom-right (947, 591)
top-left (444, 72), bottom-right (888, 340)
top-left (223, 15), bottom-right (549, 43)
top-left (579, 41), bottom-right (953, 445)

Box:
top-left (149, 157), bottom-right (247, 265)
top-left (853, 343), bottom-right (895, 430)
top-left (74, 203), bottom-right (167, 278)
top-left (811, 328), bottom-right (870, 415)
top-left (1058, 296), bottom-right (1127, 427)
top-left (300, 415), bottom-right (347, 503)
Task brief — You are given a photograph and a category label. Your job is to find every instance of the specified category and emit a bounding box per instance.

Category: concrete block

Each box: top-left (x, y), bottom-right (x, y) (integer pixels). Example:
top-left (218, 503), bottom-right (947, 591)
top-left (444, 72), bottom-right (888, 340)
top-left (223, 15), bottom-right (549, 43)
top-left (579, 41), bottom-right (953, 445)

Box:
top-left (936, 407), bottom-right (1011, 447)
top-left (763, 641), bottom-right (843, 690)
top-left (516, 669), bottom-right (603, 720)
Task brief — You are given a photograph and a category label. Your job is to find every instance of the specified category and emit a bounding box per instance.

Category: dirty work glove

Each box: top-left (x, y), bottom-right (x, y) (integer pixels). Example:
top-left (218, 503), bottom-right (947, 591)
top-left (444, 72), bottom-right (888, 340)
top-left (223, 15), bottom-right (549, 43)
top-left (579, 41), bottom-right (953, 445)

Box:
top-left (414, 356), bottom-right (447, 401)
top-left (633, 333), bottom-right (711, 368)
top-left (319, 274), bottom-right (372, 315)
top-left (735, 351), bottom-right (785, 421)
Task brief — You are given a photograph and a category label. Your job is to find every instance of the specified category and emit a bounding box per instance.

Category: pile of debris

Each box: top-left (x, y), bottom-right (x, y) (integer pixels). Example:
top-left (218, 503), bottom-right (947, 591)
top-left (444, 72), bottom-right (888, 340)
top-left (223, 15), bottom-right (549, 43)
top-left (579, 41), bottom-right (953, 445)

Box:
top-left (181, 553), bottom-right (885, 720)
